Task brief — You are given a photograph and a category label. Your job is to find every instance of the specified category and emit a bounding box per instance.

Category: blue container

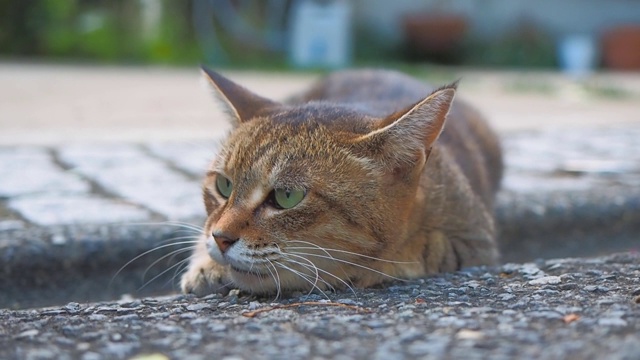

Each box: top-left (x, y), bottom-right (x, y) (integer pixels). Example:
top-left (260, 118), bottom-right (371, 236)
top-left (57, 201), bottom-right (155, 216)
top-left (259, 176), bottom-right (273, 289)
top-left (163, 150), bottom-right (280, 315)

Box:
top-left (558, 35), bottom-right (598, 78)
top-left (289, 0), bottom-right (351, 68)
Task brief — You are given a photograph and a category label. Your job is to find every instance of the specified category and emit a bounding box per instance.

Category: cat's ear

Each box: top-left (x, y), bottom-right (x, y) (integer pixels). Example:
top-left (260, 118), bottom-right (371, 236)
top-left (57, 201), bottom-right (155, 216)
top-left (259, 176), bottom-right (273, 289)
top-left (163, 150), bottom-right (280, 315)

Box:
top-left (354, 83), bottom-right (457, 169)
top-left (201, 66), bottom-right (280, 125)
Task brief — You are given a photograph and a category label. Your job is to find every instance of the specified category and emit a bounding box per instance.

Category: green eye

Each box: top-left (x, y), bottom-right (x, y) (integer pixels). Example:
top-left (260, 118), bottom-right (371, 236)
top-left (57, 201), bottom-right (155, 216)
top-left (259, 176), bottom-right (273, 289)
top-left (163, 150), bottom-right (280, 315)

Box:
top-left (273, 188), bottom-right (305, 209)
top-left (215, 175), bottom-right (233, 198)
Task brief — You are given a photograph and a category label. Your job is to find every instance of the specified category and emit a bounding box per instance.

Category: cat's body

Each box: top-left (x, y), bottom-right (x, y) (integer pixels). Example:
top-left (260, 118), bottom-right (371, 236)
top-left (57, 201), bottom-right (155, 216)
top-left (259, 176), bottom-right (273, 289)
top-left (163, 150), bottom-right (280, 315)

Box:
top-left (181, 68), bottom-right (503, 296)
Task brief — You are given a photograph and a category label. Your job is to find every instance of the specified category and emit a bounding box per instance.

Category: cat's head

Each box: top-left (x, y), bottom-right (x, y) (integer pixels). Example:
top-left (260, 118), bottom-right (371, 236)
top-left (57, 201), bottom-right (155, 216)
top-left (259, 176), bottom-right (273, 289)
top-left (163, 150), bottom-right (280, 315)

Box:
top-left (200, 67), bottom-right (455, 294)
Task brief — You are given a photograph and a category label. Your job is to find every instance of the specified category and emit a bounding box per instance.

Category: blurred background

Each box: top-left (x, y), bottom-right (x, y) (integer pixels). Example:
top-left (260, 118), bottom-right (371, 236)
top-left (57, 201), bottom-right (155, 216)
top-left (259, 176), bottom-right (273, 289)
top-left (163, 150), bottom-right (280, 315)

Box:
top-left (2, 0), bottom-right (640, 144)
top-left (2, 0), bottom-right (640, 72)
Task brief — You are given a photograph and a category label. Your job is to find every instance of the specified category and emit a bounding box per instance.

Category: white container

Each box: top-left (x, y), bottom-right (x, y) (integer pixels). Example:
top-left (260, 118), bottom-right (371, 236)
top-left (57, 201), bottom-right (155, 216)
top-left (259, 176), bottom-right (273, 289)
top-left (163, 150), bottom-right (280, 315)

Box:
top-left (289, 0), bottom-right (351, 68)
top-left (558, 35), bottom-right (598, 79)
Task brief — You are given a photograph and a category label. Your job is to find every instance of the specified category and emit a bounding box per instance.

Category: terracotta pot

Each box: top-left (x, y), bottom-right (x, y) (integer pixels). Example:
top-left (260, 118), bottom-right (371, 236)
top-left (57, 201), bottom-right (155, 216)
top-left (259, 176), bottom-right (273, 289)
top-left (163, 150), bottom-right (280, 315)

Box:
top-left (602, 25), bottom-right (640, 70)
top-left (402, 14), bottom-right (467, 61)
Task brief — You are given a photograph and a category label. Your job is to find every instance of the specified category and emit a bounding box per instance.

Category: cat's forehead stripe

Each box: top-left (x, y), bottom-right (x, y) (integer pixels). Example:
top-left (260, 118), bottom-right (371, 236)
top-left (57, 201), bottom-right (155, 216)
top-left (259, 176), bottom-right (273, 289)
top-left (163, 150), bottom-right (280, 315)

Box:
top-left (246, 187), bottom-right (266, 207)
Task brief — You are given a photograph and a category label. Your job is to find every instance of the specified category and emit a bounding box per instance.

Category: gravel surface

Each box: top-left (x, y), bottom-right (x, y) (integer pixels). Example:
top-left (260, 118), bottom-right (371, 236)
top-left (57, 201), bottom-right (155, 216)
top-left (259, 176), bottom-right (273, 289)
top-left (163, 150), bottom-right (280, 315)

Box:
top-left (2, 252), bottom-right (638, 360)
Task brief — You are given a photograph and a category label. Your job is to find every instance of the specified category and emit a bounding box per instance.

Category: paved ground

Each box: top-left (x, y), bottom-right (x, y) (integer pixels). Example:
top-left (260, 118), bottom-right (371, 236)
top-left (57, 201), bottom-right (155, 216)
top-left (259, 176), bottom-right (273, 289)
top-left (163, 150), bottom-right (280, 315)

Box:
top-left (1, 252), bottom-right (639, 360)
top-left (2, 62), bottom-right (640, 145)
top-left (1, 63), bottom-right (639, 358)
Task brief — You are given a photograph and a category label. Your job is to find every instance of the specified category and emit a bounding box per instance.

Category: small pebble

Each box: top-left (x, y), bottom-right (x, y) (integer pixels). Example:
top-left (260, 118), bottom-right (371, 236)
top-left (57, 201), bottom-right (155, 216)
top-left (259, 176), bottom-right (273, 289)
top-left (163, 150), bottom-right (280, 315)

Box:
top-left (528, 276), bottom-right (561, 285)
top-left (498, 293), bottom-right (516, 301)
top-left (456, 329), bottom-right (485, 340)
top-left (88, 314), bottom-right (108, 321)
top-left (560, 283), bottom-right (577, 290)
top-left (248, 301), bottom-right (261, 310)
top-left (336, 298), bottom-right (357, 306)
top-left (15, 329), bottom-right (39, 338)
top-left (598, 318), bottom-right (628, 327)
top-left (186, 303), bottom-right (210, 312)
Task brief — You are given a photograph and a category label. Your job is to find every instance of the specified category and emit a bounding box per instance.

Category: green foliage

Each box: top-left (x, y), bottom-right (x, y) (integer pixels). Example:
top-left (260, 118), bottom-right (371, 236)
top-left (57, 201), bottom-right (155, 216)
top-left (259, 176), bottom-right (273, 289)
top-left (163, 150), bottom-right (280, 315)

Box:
top-left (1, 1), bottom-right (561, 70)
top-left (463, 27), bottom-right (557, 69)
top-left (0, 0), bottom-right (202, 65)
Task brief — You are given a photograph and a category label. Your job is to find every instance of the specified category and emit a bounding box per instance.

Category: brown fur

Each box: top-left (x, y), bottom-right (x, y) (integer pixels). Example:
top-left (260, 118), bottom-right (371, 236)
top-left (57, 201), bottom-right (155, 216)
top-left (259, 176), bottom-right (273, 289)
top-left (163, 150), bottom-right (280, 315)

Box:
top-left (180, 68), bottom-right (503, 296)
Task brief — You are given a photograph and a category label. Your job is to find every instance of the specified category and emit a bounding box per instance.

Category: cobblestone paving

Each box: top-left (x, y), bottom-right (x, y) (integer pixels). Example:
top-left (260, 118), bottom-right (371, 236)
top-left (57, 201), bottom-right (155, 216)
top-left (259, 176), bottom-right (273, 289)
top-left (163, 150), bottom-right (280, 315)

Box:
top-left (2, 125), bottom-right (639, 229)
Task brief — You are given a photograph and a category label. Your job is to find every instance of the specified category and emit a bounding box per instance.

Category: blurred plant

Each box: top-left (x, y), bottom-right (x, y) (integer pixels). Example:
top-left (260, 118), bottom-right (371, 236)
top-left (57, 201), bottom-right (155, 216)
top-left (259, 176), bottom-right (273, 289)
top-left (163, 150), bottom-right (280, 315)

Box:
top-left (463, 23), bottom-right (557, 68)
top-left (0, 0), bottom-right (201, 64)
top-left (193, 0), bottom-right (290, 67)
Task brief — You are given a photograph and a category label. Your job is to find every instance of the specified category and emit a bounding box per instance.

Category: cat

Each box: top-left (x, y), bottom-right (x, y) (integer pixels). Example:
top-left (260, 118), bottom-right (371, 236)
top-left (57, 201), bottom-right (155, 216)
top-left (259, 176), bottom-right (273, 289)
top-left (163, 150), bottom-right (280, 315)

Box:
top-left (180, 67), bottom-right (503, 296)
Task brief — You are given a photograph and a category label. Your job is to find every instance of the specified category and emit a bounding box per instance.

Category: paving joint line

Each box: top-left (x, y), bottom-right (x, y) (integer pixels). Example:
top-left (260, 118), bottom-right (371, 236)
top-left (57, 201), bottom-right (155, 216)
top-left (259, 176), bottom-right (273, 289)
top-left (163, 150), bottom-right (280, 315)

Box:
top-left (49, 146), bottom-right (168, 222)
top-left (139, 144), bottom-right (203, 182)
top-left (0, 199), bottom-right (30, 226)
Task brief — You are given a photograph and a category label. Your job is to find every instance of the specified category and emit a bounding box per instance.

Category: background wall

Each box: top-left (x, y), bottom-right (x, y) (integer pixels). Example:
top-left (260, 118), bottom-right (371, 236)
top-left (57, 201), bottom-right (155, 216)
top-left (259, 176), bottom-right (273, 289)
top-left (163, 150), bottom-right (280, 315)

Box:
top-left (354, 0), bottom-right (640, 44)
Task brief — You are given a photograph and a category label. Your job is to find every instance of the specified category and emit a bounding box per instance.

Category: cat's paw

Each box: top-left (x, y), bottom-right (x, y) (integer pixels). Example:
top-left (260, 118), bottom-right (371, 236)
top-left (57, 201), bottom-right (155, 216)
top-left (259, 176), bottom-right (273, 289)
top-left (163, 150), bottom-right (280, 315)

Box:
top-left (180, 256), bottom-right (232, 296)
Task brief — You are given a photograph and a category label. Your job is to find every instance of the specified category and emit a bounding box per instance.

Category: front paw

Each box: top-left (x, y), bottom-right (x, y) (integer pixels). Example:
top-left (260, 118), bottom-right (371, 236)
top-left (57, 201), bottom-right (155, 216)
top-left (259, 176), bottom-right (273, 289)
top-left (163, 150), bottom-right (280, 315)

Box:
top-left (180, 257), bottom-right (232, 296)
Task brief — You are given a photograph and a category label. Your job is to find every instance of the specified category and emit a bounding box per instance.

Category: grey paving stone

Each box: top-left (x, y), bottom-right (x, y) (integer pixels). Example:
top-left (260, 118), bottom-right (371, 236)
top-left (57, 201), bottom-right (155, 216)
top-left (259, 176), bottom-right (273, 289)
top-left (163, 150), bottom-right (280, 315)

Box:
top-left (8, 194), bottom-right (151, 226)
top-left (502, 126), bottom-right (640, 193)
top-left (0, 147), bottom-right (90, 197)
top-left (57, 144), bottom-right (203, 220)
top-left (146, 141), bottom-right (219, 177)
top-left (0, 219), bottom-right (25, 231)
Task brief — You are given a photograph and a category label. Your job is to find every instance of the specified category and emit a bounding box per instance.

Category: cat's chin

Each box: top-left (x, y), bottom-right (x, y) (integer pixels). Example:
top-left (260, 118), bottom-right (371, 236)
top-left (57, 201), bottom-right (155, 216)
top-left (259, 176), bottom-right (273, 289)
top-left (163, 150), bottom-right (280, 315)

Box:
top-left (228, 266), bottom-right (279, 294)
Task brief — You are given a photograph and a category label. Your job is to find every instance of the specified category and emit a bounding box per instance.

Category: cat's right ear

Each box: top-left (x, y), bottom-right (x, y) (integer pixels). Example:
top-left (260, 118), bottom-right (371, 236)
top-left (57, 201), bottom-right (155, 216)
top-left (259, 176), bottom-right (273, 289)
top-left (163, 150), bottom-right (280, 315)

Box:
top-left (351, 84), bottom-right (456, 172)
top-left (201, 66), bottom-right (280, 126)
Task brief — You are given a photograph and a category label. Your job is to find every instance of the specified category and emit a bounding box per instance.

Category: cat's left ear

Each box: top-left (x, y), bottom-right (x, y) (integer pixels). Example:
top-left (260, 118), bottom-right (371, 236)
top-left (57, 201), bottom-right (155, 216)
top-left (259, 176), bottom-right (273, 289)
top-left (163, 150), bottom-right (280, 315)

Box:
top-left (202, 66), bottom-right (281, 126)
top-left (354, 83), bottom-right (457, 169)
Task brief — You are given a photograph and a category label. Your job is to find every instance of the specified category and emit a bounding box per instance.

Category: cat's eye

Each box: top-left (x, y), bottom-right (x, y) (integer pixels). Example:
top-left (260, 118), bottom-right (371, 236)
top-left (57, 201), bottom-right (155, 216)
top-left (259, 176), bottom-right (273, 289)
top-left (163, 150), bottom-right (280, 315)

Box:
top-left (215, 175), bottom-right (233, 198)
top-left (272, 188), bottom-right (305, 209)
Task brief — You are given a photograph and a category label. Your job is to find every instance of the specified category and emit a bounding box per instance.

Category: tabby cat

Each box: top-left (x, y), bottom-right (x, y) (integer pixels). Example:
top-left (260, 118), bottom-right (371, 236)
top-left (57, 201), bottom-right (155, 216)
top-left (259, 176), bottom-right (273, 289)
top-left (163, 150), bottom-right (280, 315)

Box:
top-left (180, 67), bottom-right (503, 296)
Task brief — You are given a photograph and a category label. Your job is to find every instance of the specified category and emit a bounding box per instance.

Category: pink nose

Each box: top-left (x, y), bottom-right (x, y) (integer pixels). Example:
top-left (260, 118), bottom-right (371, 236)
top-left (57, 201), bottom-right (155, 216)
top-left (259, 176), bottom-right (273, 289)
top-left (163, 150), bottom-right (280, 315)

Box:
top-left (213, 231), bottom-right (238, 253)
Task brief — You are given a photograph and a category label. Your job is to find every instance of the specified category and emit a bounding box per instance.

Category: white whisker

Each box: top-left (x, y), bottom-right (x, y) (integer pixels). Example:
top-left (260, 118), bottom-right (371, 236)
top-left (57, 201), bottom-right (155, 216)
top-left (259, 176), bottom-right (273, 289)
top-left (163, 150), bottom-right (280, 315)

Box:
top-left (264, 259), bottom-right (282, 300)
top-left (142, 246), bottom-right (195, 281)
top-left (287, 240), bottom-right (418, 264)
top-left (110, 240), bottom-right (201, 287)
top-left (284, 253), bottom-right (357, 297)
top-left (161, 221), bottom-right (205, 234)
top-left (281, 255), bottom-right (334, 292)
top-left (139, 253), bottom-right (196, 291)
top-left (286, 240), bottom-right (355, 289)
top-left (168, 257), bottom-right (194, 288)
top-left (274, 262), bottom-right (330, 300)
top-left (156, 235), bottom-right (202, 246)
top-left (289, 251), bottom-right (408, 283)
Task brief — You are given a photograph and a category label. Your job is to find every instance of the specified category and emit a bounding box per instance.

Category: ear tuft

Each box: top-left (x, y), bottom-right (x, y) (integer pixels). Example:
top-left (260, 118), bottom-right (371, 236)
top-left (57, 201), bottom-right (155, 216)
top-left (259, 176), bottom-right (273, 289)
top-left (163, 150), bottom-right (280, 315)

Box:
top-left (201, 66), bottom-right (280, 126)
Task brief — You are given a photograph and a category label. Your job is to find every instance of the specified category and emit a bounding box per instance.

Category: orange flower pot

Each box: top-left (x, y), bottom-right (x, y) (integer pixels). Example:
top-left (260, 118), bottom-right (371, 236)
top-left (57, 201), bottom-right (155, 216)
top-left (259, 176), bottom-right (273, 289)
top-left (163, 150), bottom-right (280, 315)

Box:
top-left (602, 25), bottom-right (640, 70)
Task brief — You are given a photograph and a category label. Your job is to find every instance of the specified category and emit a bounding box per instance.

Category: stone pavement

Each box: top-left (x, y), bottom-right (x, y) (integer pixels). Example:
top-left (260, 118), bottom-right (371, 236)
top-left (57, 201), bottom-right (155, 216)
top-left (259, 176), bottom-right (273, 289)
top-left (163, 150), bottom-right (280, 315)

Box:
top-left (2, 63), bottom-right (640, 145)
